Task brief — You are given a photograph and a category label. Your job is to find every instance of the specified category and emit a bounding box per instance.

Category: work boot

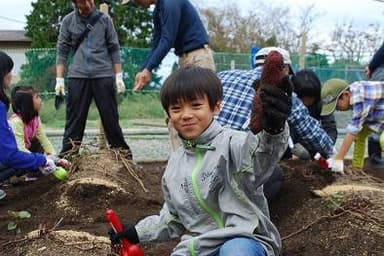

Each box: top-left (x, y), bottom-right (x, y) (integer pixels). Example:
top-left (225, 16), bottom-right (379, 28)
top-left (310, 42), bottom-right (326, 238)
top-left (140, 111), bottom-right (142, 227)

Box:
top-left (368, 137), bottom-right (384, 169)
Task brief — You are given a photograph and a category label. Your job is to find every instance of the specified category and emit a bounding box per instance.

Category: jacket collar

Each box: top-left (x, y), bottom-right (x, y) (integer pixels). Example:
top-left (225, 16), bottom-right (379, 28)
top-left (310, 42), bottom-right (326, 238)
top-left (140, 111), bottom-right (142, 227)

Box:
top-left (182, 119), bottom-right (223, 151)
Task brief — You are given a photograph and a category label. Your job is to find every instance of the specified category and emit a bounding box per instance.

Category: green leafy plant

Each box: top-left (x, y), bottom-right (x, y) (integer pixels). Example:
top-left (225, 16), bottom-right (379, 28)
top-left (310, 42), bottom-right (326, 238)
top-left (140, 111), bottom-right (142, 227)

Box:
top-left (324, 193), bottom-right (345, 210)
top-left (7, 210), bottom-right (32, 233)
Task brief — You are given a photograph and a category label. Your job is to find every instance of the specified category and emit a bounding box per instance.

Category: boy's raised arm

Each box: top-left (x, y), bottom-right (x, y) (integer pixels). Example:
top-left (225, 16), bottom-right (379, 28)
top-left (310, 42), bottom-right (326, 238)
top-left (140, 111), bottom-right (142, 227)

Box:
top-left (240, 78), bottom-right (292, 187)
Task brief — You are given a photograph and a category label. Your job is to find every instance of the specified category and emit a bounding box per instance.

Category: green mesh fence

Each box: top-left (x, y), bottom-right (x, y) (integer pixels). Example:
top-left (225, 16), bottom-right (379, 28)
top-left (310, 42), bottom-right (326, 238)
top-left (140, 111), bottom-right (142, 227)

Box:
top-left (18, 47), bottom-right (163, 94)
top-left (18, 47), bottom-right (365, 96)
top-left (305, 67), bottom-right (365, 83)
top-left (214, 51), bottom-right (251, 71)
top-left (11, 47), bottom-right (365, 136)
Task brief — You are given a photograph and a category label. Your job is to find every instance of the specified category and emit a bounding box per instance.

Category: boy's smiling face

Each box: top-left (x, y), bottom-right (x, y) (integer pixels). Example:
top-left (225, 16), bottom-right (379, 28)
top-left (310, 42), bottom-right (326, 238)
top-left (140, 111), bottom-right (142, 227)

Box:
top-left (168, 95), bottom-right (221, 140)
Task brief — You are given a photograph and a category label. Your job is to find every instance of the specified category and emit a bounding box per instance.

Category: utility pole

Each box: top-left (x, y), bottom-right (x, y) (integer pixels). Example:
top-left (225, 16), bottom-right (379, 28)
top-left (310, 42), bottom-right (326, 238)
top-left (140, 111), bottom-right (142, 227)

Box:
top-left (299, 32), bottom-right (307, 69)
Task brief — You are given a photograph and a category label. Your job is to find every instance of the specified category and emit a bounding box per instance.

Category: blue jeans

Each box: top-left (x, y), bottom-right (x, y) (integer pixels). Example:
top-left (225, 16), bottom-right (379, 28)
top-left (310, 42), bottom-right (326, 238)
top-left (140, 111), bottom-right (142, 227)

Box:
top-left (212, 237), bottom-right (266, 256)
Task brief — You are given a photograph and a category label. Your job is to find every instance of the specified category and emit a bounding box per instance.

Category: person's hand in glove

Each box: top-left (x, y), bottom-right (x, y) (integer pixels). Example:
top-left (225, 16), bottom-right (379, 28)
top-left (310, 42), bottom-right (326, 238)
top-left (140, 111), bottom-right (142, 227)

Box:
top-left (326, 158), bottom-right (344, 174)
top-left (40, 157), bottom-right (57, 175)
top-left (54, 77), bottom-right (66, 110)
top-left (55, 77), bottom-right (65, 96)
top-left (249, 50), bottom-right (292, 134)
top-left (260, 76), bottom-right (292, 134)
top-left (56, 158), bottom-right (71, 170)
top-left (108, 222), bottom-right (140, 245)
top-left (46, 155), bottom-right (71, 170)
top-left (115, 72), bottom-right (126, 94)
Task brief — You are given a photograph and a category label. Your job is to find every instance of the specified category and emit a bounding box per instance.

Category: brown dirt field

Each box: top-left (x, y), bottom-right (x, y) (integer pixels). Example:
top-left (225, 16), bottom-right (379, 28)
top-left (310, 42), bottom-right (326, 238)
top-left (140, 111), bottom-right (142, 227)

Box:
top-left (0, 151), bottom-right (383, 256)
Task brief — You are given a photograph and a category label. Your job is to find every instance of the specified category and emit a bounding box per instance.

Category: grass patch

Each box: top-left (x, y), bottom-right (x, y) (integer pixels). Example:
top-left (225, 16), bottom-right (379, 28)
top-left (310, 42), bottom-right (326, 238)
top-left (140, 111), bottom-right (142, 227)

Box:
top-left (39, 92), bottom-right (164, 129)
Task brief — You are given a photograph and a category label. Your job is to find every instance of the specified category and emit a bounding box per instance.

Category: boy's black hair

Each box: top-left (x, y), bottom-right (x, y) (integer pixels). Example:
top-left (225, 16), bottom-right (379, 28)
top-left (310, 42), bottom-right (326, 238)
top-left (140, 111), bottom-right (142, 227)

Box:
top-left (0, 51), bottom-right (14, 110)
top-left (11, 86), bottom-right (39, 123)
top-left (291, 69), bottom-right (321, 101)
top-left (160, 66), bottom-right (222, 115)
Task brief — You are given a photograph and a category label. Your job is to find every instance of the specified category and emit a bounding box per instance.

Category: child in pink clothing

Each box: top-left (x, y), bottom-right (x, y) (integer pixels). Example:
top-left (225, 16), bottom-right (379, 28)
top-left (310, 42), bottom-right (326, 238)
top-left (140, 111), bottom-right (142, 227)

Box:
top-left (9, 86), bottom-right (70, 180)
top-left (10, 86), bottom-right (56, 156)
top-left (0, 51), bottom-right (56, 200)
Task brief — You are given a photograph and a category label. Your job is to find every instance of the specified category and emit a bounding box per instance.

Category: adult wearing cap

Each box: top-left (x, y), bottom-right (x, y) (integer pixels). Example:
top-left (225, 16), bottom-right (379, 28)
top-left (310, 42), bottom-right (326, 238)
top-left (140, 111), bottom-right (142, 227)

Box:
top-left (122, 0), bottom-right (215, 90)
top-left (56, 0), bottom-right (132, 158)
top-left (216, 46), bottom-right (336, 201)
top-left (321, 79), bottom-right (384, 172)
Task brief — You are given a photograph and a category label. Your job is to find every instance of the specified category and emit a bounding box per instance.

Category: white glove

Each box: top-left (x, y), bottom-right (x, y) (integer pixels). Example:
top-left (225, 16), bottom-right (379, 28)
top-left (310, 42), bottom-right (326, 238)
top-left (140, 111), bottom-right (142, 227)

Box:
top-left (55, 77), bottom-right (65, 96)
top-left (326, 158), bottom-right (344, 174)
top-left (47, 155), bottom-right (71, 170)
top-left (288, 137), bottom-right (294, 149)
top-left (115, 72), bottom-right (126, 94)
top-left (40, 157), bottom-right (57, 175)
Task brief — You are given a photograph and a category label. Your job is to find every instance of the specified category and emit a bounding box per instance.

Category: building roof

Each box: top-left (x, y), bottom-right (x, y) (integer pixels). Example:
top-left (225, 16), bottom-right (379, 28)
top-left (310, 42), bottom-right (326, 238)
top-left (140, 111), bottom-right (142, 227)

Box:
top-left (0, 30), bottom-right (31, 43)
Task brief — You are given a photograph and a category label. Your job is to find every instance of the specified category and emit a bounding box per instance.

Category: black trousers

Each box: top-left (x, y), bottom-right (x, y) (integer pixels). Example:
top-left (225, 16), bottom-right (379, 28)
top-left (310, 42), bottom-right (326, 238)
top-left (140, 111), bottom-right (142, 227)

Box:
top-left (61, 77), bottom-right (131, 156)
top-left (0, 164), bottom-right (31, 182)
top-left (263, 166), bottom-right (284, 202)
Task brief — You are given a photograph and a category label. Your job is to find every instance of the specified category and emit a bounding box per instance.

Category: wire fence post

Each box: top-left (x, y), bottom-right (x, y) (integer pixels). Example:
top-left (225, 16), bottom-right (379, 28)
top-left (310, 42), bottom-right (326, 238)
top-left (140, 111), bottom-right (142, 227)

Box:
top-left (230, 60), bottom-right (235, 70)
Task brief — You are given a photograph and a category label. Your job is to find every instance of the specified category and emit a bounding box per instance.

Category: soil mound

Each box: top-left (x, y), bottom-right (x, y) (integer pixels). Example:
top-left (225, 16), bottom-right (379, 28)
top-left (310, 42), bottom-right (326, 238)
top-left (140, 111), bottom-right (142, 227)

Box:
top-left (270, 159), bottom-right (384, 256)
top-left (2, 230), bottom-right (110, 256)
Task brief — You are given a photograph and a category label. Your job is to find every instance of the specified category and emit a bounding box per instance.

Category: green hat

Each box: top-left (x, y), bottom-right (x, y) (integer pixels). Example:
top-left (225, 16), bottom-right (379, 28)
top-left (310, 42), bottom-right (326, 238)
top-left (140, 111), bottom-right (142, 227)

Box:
top-left (321, 79), bottom-right (349, 116)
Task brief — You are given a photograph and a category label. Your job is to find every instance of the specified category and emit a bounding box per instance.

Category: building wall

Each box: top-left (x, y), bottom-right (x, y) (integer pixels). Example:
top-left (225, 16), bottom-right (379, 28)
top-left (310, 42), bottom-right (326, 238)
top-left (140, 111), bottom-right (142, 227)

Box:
top-left (0, 47), bottom-right (29, 83)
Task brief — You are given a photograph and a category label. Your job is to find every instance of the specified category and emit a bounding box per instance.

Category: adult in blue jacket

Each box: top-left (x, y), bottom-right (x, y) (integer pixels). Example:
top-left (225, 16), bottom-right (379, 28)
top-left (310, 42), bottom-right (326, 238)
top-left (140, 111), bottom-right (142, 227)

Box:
top-left (0, 51), bottom-right (55, 200)
top-left (123, 0), bottom-right (216, 90)
top-left (366, 41), bottom-right (384, 81)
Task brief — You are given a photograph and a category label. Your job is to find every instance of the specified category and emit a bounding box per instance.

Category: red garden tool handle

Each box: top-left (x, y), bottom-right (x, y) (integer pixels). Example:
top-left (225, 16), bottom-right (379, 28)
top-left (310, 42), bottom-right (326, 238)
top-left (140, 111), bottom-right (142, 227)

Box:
top-left (106, 209), bottom-right (144, 256)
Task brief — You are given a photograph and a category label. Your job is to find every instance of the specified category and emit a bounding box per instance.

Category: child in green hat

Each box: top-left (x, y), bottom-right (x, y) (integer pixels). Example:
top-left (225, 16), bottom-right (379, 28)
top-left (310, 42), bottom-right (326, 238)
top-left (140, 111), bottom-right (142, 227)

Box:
top-left (321, 79), bottom-right (384, 172)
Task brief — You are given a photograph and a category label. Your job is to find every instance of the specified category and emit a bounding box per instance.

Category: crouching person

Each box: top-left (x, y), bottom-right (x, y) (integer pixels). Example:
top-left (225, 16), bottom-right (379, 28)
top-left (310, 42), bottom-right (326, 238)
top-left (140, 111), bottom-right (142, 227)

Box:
top-left (108, 66), bottom-right (291, 256)
top-left (0, 51), bottom-right (56, 200)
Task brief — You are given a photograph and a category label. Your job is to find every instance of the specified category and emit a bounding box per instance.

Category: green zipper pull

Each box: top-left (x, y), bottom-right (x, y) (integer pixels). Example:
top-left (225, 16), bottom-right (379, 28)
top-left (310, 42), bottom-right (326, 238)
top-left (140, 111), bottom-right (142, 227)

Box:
top-left (196, 144), bottom-right (216, 151)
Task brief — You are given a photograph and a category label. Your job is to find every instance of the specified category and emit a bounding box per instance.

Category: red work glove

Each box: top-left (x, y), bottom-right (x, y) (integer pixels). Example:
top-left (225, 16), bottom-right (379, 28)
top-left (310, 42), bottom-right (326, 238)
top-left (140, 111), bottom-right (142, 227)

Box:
top-left (56, 158), bottom-right (71, 170)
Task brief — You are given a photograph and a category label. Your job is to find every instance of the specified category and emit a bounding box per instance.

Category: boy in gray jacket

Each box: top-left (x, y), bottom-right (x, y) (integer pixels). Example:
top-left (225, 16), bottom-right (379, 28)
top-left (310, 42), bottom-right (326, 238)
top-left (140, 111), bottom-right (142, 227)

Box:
top-left (109, 65), bottom-right (291, 256)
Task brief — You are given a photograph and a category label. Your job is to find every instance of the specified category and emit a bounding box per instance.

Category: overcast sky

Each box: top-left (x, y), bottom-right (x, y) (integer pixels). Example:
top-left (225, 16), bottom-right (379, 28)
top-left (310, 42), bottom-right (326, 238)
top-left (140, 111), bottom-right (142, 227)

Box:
top-left (204, 0), bottom-right (383, 29)
top-left (0, 0), bottom-right (383, 31)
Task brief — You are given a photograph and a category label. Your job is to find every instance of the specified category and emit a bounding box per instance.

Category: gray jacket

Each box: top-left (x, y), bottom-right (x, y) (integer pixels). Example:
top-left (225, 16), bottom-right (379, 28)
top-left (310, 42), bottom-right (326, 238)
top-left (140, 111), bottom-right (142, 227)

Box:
top-left (136, 120), bottom-right (288, 256)
top-left (56, 7), bottom-right (121, 78)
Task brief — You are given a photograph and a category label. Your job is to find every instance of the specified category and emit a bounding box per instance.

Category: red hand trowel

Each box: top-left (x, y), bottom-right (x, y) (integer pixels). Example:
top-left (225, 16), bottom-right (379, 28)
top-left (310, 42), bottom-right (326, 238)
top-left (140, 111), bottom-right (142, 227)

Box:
top-left (105, 209), bottom-right (144, 256)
